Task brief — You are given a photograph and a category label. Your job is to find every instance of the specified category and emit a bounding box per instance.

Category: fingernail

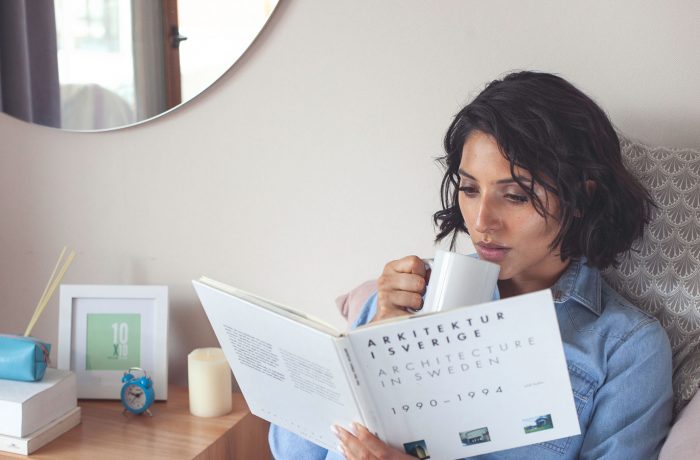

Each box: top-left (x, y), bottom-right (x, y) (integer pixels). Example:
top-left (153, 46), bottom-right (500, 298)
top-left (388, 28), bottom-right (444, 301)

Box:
top-left (331, 424), bottom-right (340, 436)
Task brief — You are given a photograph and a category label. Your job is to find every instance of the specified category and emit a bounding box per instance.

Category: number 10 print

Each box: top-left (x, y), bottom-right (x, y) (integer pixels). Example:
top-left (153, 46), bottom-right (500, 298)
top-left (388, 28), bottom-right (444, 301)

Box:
top-left (86, 313), bottom-right (141, 370)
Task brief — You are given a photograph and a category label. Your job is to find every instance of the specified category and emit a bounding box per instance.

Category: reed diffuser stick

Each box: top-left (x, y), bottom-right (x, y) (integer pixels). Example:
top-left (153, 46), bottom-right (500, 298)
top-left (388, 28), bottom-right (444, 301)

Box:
top-left (24, 247), bottom-right (67, 336)
top-left (24, 249), bottom-right (75, 337)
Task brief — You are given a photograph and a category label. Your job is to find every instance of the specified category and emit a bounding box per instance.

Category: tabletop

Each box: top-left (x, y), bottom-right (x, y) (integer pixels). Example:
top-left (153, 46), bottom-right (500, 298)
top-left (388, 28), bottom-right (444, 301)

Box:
top-left (0, 386), bottom-right (272, 459)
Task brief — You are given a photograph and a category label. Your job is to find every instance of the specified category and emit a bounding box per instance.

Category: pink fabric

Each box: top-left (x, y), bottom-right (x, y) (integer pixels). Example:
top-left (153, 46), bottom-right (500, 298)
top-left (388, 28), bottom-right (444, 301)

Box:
top-left (335, 279), bottom-right (377, 328)
top-left (659, 389), bottom-right (700, 459)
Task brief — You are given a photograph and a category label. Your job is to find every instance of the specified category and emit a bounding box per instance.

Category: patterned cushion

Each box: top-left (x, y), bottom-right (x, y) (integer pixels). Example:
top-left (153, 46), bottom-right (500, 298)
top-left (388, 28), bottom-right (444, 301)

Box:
top-left (602, 135), bottom-right (700, 415)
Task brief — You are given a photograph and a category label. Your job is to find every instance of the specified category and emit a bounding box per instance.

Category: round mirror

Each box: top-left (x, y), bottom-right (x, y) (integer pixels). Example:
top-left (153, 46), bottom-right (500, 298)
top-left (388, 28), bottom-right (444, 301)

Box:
top-left (0, 0), bottom-right (279, 131)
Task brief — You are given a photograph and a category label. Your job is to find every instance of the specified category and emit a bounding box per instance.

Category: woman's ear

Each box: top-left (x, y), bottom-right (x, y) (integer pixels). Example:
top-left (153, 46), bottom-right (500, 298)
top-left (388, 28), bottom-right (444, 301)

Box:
top-left (574, 180), bottom-right (597, 217)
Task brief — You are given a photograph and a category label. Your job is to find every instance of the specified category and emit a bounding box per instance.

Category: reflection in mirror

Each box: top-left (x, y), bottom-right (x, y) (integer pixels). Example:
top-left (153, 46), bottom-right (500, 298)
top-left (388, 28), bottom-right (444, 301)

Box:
top-left (0, 0), bottom-right (278, 131)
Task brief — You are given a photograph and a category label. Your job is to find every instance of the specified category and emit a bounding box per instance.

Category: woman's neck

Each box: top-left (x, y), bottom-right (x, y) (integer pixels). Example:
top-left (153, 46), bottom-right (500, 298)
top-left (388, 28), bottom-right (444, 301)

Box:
top-left (497, 259), bottom-right (570, 299)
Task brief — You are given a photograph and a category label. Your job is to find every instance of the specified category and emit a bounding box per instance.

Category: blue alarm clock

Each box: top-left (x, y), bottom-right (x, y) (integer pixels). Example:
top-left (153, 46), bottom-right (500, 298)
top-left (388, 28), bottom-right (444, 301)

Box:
top-left (120, 367), bottom-right (155, 416)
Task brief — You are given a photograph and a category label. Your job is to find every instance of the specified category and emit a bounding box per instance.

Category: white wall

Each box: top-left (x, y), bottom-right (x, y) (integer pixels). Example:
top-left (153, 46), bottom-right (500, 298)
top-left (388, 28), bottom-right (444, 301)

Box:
top-left (1, 0), bottom-right (698, 386)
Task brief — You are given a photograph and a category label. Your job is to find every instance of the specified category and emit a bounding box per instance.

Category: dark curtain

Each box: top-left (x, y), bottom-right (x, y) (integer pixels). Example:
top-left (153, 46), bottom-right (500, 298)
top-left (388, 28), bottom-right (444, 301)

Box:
top-left (132, 0), bottom-right (167, 122)
top-left (0, 0), bottom-right (60, 128)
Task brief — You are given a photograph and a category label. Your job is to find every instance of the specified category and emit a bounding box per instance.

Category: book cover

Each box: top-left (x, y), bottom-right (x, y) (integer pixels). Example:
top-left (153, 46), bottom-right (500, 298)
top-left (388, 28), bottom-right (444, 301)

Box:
top-left (193, 277), bottom-right (580, 458)
top-left (0, 406), bottom-right (81, 455)
top-left (0, 368), bottom-right (77, 437)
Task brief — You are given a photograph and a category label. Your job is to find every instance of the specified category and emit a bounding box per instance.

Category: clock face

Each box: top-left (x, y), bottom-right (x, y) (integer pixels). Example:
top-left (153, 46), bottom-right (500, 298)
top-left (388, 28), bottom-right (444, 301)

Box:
top-left (123, 384), bottom-right (146, 410)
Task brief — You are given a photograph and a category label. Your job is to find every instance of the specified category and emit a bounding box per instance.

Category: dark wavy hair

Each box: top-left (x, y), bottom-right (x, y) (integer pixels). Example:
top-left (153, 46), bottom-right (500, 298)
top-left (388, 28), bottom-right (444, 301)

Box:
top-left (433, 71), bottom-right (654, 269)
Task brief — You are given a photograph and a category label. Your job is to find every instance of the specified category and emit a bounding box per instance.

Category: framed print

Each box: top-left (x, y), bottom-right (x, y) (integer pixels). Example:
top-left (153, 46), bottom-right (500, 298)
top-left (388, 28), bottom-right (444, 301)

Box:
top-left (58, 285), bottom-right (168, 400)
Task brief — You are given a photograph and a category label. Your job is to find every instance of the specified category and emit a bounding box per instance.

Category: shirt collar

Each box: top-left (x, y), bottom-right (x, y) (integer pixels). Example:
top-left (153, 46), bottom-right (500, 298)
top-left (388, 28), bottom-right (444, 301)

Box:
top-left (550, 258), bottom-right (602, 316)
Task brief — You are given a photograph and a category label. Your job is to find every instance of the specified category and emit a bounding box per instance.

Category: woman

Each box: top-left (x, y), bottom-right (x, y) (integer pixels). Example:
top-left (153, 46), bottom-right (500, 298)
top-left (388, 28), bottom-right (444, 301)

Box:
top-left (270, 71), bottom-right (673, 459)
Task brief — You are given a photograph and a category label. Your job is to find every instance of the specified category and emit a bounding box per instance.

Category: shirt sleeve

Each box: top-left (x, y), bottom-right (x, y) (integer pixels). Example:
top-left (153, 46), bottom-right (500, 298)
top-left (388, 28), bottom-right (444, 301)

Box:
top-left (268, 424), bottom-right (329, 460)
top-left (579, 319), bottom-right (673, 459)
top-left (351, 291), bottom-right (378, 328)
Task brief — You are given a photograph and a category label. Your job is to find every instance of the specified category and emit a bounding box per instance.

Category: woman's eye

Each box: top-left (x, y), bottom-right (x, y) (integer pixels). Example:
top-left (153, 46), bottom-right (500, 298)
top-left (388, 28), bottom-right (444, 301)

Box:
top-left (459, 186), bottom-right (478, 195)
top-left (506, 193), bottom-right (528, 203)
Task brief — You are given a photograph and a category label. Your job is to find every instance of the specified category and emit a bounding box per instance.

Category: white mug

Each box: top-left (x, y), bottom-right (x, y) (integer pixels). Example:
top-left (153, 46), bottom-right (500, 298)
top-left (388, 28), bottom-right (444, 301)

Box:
top-left (419, 250), bottom-right (500, 314)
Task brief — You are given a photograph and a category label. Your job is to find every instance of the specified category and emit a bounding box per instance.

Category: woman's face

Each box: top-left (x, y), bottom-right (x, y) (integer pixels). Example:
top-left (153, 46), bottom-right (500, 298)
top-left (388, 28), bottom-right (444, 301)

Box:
top-left (458, 130), bottom-right (569, 291)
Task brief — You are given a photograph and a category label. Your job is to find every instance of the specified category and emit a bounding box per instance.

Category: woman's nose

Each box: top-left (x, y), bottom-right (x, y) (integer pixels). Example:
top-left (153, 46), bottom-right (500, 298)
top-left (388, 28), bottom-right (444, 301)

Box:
top-left (473, 198), bottom-right (500, 233)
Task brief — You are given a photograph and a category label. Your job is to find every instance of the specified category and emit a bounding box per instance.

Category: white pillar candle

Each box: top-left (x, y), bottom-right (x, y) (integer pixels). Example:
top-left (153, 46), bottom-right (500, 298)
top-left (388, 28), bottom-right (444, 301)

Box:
top-left (188, 347), bottom-right (233, 417)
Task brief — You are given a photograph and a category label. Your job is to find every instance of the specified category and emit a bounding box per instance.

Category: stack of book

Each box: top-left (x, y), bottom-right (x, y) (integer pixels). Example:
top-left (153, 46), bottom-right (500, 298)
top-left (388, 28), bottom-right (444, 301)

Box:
top-left (0, 368), bottom-right (80, 455)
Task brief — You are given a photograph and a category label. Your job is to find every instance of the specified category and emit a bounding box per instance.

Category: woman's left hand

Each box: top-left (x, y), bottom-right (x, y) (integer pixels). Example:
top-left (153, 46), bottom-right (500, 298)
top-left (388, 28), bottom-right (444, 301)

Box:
top-left (333, 423), bottom-right (414, 460)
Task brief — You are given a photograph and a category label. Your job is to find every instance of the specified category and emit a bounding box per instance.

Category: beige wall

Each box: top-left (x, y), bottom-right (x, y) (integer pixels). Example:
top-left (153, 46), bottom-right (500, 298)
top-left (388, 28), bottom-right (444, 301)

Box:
top-left (1, 0), bottom-right (698, 386)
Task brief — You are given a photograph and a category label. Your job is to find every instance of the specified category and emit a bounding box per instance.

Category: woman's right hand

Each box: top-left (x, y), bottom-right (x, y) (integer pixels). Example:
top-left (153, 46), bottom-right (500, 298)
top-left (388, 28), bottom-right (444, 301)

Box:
top-left (372, 255), bottom-right (429, 323)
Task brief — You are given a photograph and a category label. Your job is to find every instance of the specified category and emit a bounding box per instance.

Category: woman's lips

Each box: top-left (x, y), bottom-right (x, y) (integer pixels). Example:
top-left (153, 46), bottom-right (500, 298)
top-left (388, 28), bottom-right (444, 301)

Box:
top-left (475, 243), bottom-right (511, 262)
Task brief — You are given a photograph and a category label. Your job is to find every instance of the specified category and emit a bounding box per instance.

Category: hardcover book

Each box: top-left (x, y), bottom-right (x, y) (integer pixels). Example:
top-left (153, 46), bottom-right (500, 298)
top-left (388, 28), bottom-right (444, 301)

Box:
top-left (0, 407), bottom-right (81, 455)
top-left (0, 368), bottom-right (77, 438)
top-left (193, 277), bottom-right (580, 459)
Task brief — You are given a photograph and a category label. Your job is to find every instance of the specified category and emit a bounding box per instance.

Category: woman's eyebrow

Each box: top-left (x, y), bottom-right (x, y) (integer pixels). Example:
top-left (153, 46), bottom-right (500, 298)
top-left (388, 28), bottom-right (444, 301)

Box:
top-left (458, 169), bottom-right (531, 185)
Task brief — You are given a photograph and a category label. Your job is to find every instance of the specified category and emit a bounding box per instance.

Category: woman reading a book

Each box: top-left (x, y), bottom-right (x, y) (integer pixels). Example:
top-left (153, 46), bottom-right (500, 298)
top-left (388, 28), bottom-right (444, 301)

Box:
top-left (270, 71), bottom-right (673, 459)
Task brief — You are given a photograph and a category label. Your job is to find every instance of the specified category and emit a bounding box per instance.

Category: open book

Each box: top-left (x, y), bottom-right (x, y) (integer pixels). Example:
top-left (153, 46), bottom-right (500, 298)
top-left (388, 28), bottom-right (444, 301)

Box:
top-left (193, 277), bottom-right (580, 459)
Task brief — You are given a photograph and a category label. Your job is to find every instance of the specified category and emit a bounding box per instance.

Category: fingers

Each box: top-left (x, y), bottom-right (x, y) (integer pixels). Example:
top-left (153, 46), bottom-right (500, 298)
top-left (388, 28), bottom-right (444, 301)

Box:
top-left (352, 423), bottom-right (394, 454)
top-left (376, 289), bottom-right (423, 316)
top-left (379, 257), bottom-right (428, 295)
top-left (374, 256), bottom-right (429, 322)
top-left (333, 424), bottom-right (372, 460)
top-left (333, 423), bottom-right (411, 460)
top-left (379, 272), bottom-right (427, 294)
top-left (390, 255), bottom-right (428, 277)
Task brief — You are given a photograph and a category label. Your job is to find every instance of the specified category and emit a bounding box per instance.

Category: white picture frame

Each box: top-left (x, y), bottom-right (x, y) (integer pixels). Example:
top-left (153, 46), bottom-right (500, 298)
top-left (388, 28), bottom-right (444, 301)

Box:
top-left (58, 285), bottom-right (168, 400)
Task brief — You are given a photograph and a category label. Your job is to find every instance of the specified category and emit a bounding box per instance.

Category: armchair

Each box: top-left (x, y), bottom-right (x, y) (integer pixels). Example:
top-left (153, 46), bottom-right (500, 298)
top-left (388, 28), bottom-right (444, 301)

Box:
top-left (335, 135), bottom-right (700, 458)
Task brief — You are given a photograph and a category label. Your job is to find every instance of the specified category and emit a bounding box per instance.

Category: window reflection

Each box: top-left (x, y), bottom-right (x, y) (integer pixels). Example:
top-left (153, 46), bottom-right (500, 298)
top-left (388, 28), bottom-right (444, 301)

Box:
top-left (1, 0), bottom-right (279, 131)
top-left (55, 0), bottom-right (136, 129)
top-left (72, 0), bottom-right (120, 52)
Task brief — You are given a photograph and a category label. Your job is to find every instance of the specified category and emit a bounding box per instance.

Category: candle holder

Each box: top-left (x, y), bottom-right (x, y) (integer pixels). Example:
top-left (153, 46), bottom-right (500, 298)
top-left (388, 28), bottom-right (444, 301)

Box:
top-left (188, 347), bottom-right (233, 417)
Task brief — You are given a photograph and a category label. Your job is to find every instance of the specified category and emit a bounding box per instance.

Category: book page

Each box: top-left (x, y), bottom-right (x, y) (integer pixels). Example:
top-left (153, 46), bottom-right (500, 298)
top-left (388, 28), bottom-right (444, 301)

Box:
top-left (193, 280), bottom-right (363, 450)
top-left (347, 289), bottom-right (580, 459)
top-left (198, 276), bottom-right (339, 335)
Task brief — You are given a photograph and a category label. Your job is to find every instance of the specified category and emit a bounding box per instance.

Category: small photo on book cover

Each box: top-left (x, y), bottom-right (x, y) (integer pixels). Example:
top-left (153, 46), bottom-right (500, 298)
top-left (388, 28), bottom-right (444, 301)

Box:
top-left (523, 414), bottom-right (554, 434)
top-left (403, 439), bottom-right (430, 459)
top-left (459, 426), bottom-right (491, 446)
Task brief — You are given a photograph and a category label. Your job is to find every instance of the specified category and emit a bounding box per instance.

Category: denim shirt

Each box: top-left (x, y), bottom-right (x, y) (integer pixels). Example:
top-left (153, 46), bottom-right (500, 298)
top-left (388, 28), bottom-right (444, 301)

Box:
top-left (269, 259), bottom-right (673, 459)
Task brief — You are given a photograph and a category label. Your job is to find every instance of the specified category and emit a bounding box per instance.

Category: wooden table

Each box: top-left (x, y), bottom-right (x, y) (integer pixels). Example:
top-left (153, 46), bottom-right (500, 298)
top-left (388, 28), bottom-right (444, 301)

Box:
top-left (0, 386), bottom-right (272, 459)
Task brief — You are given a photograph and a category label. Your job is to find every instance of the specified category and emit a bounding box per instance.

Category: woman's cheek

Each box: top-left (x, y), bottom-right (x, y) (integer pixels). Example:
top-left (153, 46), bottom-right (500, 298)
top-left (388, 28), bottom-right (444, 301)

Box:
top-left (458, 197), bottom-right (476, 229)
